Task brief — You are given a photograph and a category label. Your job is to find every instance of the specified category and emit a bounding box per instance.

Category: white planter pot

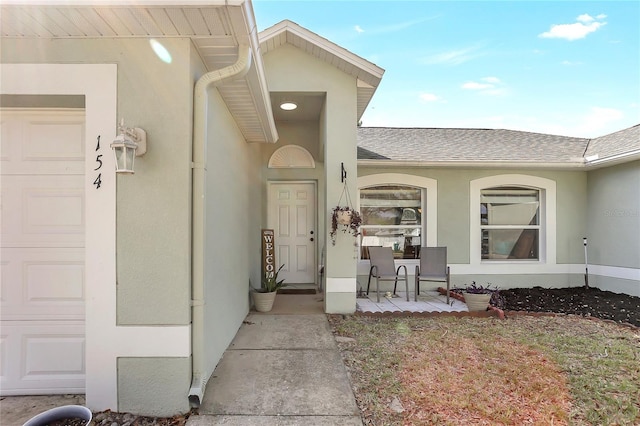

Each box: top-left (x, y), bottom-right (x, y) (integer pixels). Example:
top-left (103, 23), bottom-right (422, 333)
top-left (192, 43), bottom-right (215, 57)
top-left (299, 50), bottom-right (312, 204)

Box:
top-left (464, 293), bottom-right (491, 312)
top-left (336, 210), bottom-right (352, 225)
top-left (252, 290), bottom-right (277, 312)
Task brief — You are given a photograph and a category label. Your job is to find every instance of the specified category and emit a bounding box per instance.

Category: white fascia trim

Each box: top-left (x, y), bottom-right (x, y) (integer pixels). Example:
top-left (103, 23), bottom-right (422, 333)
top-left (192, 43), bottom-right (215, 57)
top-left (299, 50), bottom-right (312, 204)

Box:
top-left (358, 160), bottom-right (585, 170)
top-left (470, 174), bottom-right (557, 267)
top-left (584, 150), bottom-right (640, 169)
top-left (239, 1), bottom-right (278, 143)
top-left (357, 173), bottom-right (438, 246)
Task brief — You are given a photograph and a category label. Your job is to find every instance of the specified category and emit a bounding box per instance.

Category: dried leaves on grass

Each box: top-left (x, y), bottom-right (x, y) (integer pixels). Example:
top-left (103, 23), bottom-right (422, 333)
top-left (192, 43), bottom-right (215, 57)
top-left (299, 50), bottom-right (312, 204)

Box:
top-left (329, 315), bottom-right (640, 426)
top-left (400, 333), bottom-right (570, 425)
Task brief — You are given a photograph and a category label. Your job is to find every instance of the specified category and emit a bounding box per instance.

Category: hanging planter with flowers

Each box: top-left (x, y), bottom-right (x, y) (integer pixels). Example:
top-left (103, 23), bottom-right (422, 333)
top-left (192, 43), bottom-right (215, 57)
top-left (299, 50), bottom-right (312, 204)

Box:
top-left (330, 182), bottom-right (363, 246)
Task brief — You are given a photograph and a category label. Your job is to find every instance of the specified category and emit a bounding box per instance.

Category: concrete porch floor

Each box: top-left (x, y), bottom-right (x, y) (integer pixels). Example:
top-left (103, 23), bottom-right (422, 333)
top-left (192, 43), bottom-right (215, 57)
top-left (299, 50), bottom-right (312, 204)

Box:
top-left (357, 290), bottom-right (468, 314)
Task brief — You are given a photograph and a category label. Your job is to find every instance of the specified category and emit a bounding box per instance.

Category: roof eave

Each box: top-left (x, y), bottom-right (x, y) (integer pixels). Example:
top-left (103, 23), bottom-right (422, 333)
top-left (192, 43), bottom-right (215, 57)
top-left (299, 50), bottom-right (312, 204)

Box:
top-left (1, 1), bottom-right (278, 143)
top-left (357, 160), bottom-right (588, 170)
top-left (584, 150), bottom-right (640, 169)
top-left (241, 0), bottom-right (278, 142)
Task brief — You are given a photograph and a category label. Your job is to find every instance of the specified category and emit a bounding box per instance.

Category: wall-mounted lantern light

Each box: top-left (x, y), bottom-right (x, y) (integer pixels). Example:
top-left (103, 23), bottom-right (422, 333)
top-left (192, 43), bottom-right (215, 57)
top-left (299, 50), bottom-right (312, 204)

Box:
top-left (110, 119), bottom-right (147, 174)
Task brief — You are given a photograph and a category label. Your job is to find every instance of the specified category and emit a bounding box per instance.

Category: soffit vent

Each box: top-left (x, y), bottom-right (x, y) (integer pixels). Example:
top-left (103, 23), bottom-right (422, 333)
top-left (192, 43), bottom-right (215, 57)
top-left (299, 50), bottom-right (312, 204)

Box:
top-left (268, 145), bottom-right (315, 168)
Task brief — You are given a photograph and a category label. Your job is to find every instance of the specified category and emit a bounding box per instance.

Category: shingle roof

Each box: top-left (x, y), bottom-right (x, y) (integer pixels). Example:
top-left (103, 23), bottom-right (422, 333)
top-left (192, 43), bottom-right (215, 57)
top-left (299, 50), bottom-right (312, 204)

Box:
top-left (584, 124), bottom-right (640, 161)
top-left (358, 124), bottom-right (640, 165)
top-left (357, 127), bottom-right (590, 164)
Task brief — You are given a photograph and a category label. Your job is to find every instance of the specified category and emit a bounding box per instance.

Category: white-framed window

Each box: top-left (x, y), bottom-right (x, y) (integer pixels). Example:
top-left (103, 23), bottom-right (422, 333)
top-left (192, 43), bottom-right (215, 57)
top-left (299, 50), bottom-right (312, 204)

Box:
top-left (470, 175), bottom-right (556, 265)
top-left (360, 185), bottom-right (422, 259)
top-left (357, 174), bottom-right (438, 260)
top-left (481, 186), bottom-right (540, 260)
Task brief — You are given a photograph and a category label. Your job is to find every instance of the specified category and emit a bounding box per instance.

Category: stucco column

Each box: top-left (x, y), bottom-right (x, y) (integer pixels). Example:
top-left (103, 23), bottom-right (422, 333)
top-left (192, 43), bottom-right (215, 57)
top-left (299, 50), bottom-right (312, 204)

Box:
top-left (324, 92), bottom-right (358, 314)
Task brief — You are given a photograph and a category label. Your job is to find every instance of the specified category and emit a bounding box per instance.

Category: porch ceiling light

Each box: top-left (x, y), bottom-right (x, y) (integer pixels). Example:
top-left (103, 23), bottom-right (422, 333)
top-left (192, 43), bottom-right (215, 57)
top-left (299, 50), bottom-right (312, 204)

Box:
top-left (280, 101), bottom-right (297, 111)
top-left (110, 118), bottom-right (147, 174)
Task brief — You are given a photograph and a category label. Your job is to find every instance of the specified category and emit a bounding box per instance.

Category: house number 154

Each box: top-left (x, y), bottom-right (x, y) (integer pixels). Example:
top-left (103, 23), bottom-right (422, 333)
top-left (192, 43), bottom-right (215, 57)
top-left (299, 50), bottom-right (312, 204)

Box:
top-left (93, 135), bottom-right (103, 189)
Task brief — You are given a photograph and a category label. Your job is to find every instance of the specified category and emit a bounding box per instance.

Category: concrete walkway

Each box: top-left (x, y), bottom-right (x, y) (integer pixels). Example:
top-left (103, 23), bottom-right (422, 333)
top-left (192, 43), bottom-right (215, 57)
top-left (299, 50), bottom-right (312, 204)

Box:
top-left (187, 311), bottom-right (362, 425)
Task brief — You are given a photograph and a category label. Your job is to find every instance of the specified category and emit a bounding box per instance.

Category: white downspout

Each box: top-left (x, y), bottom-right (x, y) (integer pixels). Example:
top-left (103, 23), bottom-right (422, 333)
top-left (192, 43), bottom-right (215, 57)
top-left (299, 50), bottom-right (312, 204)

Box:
top-left (189, 44), bottom-right (252, 407)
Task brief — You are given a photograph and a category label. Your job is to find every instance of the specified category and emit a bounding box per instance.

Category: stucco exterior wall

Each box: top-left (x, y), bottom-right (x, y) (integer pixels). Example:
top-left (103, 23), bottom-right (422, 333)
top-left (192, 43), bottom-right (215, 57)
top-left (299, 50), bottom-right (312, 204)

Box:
top-left (262, 44), bottom-right (359, 312)
top-left (2, 38), bottom-right (195, 415)
top-left (201, 86), bottom-right (263, 379)
top-left (357, 166), bottom-right (588, 288)
top-left (112, 39), bottom-right (193, 326)
top-left (118, 357), bottom-right (191, 417)
top-left (586, 160), bottom-right (640, 296)
top-left (1, 37), bottom-right (194, 325)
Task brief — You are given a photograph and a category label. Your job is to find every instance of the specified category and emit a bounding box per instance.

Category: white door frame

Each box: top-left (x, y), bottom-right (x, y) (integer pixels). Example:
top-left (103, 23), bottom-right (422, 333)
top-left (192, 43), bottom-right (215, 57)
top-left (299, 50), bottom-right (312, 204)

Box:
top-left (267, 180), bottom-right (317, 284)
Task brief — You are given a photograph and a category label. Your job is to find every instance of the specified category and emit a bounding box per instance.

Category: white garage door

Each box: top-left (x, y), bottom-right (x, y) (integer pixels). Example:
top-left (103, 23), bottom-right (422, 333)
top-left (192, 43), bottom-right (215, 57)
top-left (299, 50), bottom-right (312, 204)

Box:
top-left (1, 109), bottom-right (86, 395)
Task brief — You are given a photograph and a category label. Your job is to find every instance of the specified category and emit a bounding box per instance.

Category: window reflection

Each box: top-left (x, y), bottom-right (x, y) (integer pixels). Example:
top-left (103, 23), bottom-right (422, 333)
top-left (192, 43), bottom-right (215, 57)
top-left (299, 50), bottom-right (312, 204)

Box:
top-left (360, 185), bottom-right (422, 259)
top-left (481, 187), bottom-right (540, 260)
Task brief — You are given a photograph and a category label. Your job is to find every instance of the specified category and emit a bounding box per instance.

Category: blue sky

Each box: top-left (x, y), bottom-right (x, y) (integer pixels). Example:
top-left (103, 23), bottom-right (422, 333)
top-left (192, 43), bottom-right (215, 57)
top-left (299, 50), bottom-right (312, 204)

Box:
top-left (253, 1), bottom-right (639, 138)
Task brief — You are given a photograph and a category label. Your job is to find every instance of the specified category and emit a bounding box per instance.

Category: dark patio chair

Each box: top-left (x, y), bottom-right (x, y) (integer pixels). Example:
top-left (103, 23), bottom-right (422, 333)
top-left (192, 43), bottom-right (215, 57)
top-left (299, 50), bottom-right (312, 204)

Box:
top-left (415, 247), bottom-right (450, 303)
top-left (366, 246), bottom-right (409, 303)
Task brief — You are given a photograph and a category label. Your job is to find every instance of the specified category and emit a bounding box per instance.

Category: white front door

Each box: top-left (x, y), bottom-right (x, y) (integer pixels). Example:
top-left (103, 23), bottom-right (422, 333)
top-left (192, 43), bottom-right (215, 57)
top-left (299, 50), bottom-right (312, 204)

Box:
top-left (1, 109), bottom-right (86, 395)
top-left (268, 182), bottom-right (316, 284)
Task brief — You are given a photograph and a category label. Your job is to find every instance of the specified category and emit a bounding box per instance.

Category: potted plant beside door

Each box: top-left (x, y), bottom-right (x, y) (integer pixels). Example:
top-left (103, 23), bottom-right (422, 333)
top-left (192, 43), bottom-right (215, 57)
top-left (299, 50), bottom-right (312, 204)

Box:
top-left (330, 206), bottom-right (362, 246)
top-left (252, 264), bottom-right (286, 312)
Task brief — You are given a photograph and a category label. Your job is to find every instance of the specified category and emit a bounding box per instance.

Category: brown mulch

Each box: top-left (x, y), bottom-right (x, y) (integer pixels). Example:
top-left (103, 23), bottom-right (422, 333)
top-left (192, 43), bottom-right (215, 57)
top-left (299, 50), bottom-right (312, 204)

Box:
top-left (501, 286), bottom-right (640, 327)
top-left (87, 409), bottom-right (192, 426)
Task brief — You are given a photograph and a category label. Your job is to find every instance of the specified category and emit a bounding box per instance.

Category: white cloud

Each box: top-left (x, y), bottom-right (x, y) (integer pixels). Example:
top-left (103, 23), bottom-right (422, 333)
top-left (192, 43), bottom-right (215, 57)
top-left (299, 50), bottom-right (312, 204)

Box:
top-left (419, 93), bottom-right (440, 102)
top-left (561, 60), bottom-right (582, 66)
top-left (354, 25), bottom-right (364, 33)
top-left (577, 14), bottom-right (594, 23)
top-left (539, 14), bottom-right (606, 41)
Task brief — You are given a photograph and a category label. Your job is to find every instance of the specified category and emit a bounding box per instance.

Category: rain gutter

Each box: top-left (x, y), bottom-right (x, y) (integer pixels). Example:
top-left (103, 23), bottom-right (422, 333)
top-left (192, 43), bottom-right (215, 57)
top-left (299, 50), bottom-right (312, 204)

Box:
top-left (189, 43), bottom-right (252, 407)
top-left (357, 159), bottom-right (587, 170)
top-left (584, 150), bottom-right (640, 169)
